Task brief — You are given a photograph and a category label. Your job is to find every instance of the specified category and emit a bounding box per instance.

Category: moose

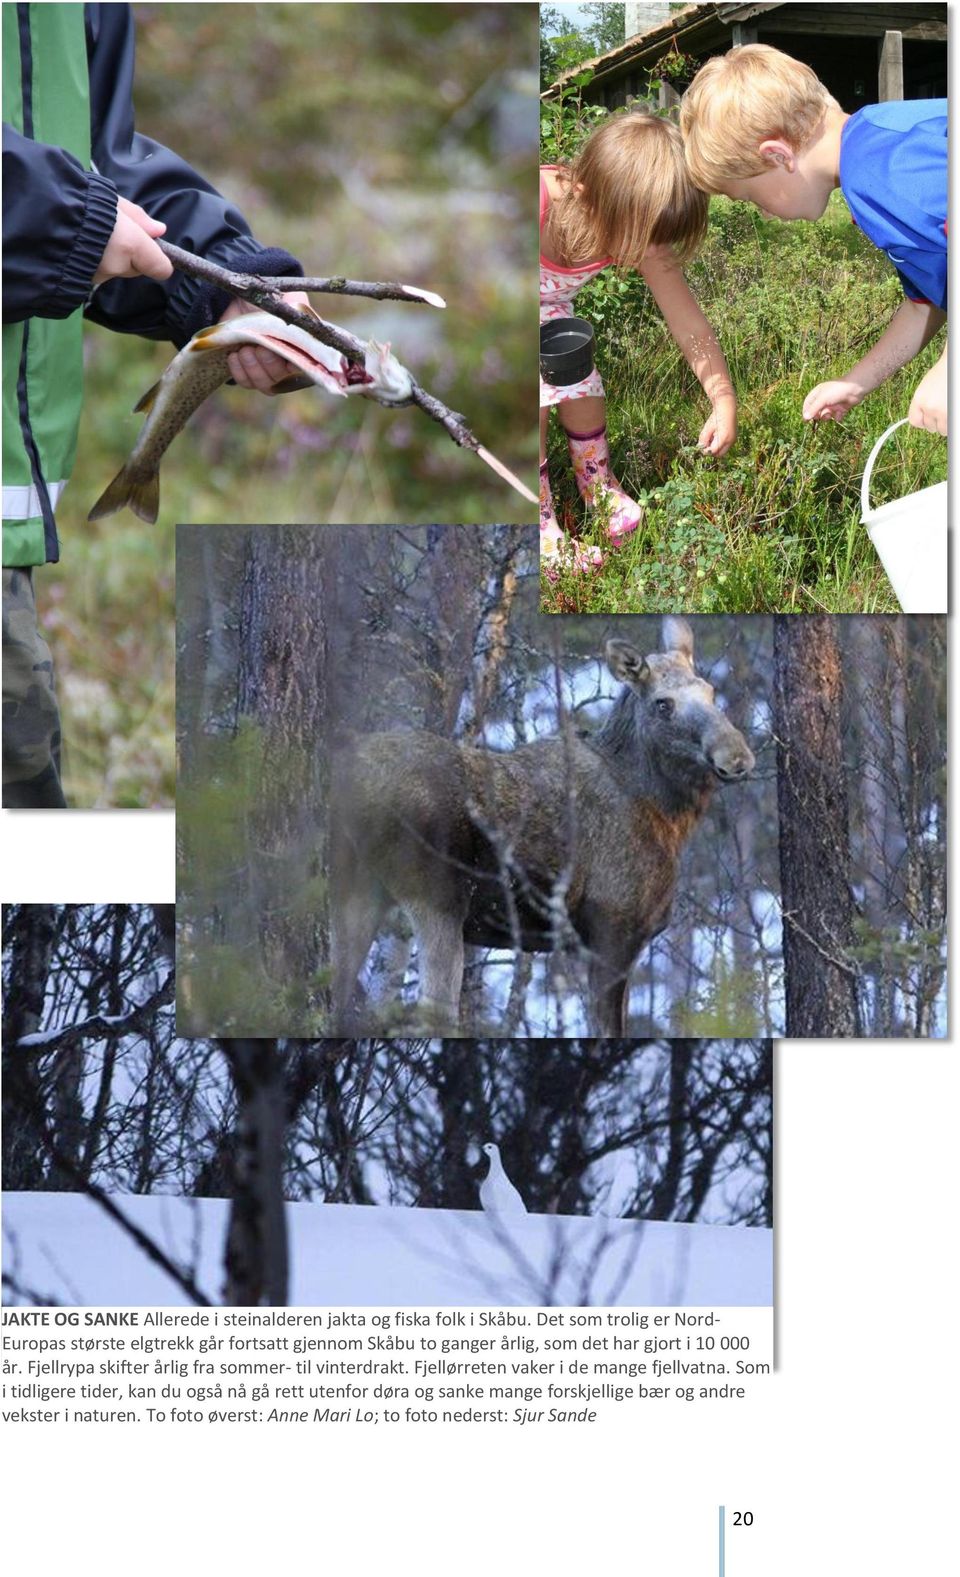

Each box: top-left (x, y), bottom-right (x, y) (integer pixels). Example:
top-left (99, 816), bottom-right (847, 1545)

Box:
top-left (329, 617), bottom-right (755, 1035)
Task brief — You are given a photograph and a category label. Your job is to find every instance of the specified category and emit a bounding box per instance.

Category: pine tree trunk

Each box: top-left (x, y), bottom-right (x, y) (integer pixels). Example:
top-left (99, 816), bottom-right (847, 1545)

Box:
top-left (773, 617), bottom-right (860, 1036)
top-left (2, 906), bottom-right (60, 1188)
top-left (221, 1041), bottom-right (289, 1306)
top-left (236, 528), bottom-right (329, 993)
top-left (903, 618), bottom-right (946, 1034)
top-left (434, 1045), bottom-right (488, 1209)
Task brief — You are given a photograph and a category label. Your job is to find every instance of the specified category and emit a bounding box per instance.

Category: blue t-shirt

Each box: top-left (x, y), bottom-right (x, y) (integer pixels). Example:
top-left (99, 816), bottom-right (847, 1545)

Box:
top-left (839, 101), bottom-right (947, 311)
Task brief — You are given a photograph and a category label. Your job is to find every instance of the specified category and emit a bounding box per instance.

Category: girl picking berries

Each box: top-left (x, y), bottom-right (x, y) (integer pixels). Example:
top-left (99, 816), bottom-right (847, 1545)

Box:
top-left (540, 111), bottom-right (737, 570)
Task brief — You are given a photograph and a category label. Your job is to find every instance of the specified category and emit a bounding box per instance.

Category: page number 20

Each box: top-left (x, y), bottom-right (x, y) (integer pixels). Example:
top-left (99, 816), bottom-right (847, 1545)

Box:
top-left (732, 1512), bottom-right (754, 1526)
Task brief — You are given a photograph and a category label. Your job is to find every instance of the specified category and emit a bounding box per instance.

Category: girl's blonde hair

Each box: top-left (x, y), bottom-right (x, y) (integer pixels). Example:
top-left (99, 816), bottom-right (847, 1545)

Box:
top-left (546, 111), bottom-right (707, 270)
top-left (680, 44), bottom-right (839, 191)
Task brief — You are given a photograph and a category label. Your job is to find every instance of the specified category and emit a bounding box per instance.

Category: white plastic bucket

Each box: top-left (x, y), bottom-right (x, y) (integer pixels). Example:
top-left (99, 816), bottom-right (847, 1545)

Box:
top-left (860, 417), bottom-right (947, 613)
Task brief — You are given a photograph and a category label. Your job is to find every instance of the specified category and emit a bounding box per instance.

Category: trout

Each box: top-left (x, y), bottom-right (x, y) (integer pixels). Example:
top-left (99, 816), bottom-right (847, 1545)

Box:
top-left (88, 310), bottom-right (403, 524)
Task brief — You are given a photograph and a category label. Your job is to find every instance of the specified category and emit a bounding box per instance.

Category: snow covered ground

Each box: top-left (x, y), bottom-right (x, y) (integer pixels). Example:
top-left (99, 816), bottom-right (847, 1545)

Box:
top-left (2, 1192), bottom-right (771, 1307)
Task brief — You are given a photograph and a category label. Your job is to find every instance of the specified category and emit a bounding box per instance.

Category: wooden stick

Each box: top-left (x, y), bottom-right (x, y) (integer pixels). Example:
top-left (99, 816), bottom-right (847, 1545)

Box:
top-left (157, 239), bottom-right (366, 361)
top-left (254, 275), bottom-right (446, 309)
top-left (157, 244), bottom-right (444, 307)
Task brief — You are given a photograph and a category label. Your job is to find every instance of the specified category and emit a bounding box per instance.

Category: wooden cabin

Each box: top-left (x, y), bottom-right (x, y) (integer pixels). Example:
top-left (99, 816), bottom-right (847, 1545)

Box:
top-left (544, 3), bottom-right (948, 113)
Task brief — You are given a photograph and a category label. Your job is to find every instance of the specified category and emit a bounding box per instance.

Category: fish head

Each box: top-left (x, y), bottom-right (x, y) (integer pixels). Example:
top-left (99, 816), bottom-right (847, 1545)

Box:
top-left (361, 340), bottom-right (415, 405)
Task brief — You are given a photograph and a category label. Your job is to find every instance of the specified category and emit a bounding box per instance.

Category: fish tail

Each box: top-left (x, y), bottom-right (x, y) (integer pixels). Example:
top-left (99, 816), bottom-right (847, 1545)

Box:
top-left (88, 466), bottom-right (160, 524)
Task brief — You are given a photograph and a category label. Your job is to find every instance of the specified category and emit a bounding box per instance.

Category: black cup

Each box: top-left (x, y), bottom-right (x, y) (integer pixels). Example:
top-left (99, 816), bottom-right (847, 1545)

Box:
top-left (540, 317), bottom-right (595, 387)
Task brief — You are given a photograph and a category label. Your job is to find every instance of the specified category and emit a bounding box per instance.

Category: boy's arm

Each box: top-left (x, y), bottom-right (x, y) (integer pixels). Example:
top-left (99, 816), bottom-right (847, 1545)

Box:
top-left (802, 299), bottom-right (947, 430)
top-left (907, 341), bottom-right (947, 435)
top-left (2, 127), bottom-right (296, 393)
top-left (83, 3), bottom-right (304, 350)
top-left (2, 124), bottom-right (171, 321)
top-left (639, 248), bottom-right (738, 455)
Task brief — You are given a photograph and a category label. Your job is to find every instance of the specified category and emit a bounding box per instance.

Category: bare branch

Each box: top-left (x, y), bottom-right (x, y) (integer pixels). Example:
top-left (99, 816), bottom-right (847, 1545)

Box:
top-left (156, 242), bottom-right (445, 309)
top-left (73, 1173), bottom-right (214, 1307)
top-left (158, 240), bottom-right (365, 360)
top-left (15, 974), bottom-right (175, 1058)
top-left (232, 274), bottom-right (445, 309)
top-left (2, 1270), bottom-right (65, 1306)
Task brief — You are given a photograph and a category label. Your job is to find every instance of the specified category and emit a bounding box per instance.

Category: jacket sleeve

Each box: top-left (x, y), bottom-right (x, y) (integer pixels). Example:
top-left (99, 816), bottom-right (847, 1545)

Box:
top-left (2, 123), bottom-right (118, 323)
top-left (83, 2), bottom-right (303, 345)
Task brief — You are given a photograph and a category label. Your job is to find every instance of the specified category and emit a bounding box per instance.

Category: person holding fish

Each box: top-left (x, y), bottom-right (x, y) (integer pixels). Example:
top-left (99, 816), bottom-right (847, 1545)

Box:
top-left (540, 111), bottom-right (738, 572)
top-left (2, 1), bottom-right (311, 807)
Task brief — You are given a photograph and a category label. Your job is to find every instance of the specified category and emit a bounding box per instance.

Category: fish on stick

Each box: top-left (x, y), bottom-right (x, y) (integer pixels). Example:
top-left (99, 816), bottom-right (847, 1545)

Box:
top-left (88, 310), bottom-right (400, 523)
top-left (89, 299), bottom-right (536, 521)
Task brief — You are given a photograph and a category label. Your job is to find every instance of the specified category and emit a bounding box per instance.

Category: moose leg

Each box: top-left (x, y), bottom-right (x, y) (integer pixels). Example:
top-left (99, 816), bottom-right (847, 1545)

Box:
top-left (330, 881), bottom-right (389, 1029)
top-left (408, 898), bottom-right (466, 1029)
top-left (587, 958), bottom-right (629, 1036)
top-left (583, 929), bottom-right (640, 1036)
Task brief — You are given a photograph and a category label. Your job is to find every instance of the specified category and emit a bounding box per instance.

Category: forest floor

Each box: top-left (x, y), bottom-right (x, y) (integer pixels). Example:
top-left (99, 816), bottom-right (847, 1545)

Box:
top-left (541, 192), bottom-right (946, 615)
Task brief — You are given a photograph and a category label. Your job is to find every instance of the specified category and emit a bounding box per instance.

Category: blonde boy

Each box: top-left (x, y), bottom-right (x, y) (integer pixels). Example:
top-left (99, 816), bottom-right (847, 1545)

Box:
top-left (680, 45), bottom-right (947, 435)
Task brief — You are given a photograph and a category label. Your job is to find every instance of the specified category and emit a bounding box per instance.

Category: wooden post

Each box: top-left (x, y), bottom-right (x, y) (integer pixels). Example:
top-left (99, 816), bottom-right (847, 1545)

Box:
top-left (731, 23), bottom-right (758, 46)
top-left (879, 30), bottom-right (904, 100)
top-left (658, 77), bottom-right (681, 116)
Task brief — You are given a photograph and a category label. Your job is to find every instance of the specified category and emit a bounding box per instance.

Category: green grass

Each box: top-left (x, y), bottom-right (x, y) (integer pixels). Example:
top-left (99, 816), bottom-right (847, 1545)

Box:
top-left (541, 193), bottom-right (945, 613)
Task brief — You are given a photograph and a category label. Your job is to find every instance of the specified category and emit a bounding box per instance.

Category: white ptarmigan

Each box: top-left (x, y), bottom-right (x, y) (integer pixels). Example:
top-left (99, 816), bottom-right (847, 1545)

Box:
top-left (479, 1142), bottom-right (527, 1217)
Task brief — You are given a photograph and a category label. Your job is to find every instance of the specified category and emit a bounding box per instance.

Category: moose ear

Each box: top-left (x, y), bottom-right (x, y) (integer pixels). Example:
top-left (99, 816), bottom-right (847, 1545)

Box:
top-left (662, 616), bottom-right (695, 664)
top-left (606, 639), bottom-right (650, 688)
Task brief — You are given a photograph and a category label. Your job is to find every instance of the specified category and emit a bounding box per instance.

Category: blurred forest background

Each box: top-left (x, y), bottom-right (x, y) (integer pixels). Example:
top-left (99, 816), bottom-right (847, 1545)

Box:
top-left (46, 2), bottom-right (538, 806)
top-left (176, 526), bottom-right (946, 1040)
top-left (2, 904), bottom-right (771, 1304)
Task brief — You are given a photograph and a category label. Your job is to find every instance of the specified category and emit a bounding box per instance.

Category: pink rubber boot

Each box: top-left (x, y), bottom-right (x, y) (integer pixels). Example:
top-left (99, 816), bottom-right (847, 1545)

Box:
top-left (566, 425), bottom-right (643, 541)
top-left (540, 462), bottom-right (601, 575)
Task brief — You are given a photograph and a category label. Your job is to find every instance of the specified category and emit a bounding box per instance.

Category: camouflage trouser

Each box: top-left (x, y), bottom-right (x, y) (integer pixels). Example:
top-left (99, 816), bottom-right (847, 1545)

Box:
top-left (2, 567), bottom-right (67, 807)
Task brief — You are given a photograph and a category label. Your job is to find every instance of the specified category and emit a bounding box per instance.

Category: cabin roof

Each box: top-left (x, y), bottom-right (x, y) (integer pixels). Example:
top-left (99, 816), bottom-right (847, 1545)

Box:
top-left (544, 2), bottom-right (948, 96)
